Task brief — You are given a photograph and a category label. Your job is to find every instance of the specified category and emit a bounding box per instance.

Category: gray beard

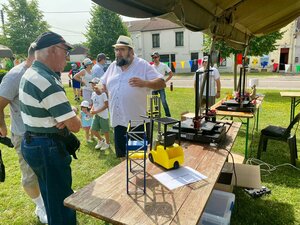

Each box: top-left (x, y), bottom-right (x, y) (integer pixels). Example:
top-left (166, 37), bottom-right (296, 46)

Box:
top-left (116, 52), bottom-right (131, 66)
top-left (116, 58), bottom-right (130, 66)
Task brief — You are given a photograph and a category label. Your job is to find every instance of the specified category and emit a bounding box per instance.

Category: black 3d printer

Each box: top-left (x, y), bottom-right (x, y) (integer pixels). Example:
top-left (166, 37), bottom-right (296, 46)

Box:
top-left (216, 47), bottom-right (256, 113)
top-left (171, 44), bottom-right (226, 143)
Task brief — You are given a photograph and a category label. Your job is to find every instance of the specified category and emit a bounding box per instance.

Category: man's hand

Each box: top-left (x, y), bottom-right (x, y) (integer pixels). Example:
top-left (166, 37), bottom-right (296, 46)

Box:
top-left (0, 125), bottom-right (7, 137)
top-left (216, 92), bottom-right (221, 98)
top-left (56, 122), bottom-right (66, 130)
top-left (129, 77), bottom-right (146, 87)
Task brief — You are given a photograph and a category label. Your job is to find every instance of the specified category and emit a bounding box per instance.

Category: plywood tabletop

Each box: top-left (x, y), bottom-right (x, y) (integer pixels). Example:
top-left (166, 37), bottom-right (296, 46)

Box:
top-left (64, 122), bottom-right (241, 225)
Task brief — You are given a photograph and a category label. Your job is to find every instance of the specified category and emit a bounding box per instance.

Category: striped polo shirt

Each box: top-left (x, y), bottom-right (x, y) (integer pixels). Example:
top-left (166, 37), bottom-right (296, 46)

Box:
top-left (19, 61), bottom-right (76, 133)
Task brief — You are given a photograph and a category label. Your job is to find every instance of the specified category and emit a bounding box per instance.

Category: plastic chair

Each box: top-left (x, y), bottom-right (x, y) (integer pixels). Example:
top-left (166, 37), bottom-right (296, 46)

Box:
top-left (257, 113), bottom-right (300, 165)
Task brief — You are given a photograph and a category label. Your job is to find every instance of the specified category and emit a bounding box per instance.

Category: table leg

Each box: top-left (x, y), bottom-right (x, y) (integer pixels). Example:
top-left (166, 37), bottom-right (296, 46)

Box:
top-left (245, 118), bottom-right (249, 159)
top-left (290, 97), bottom-right (295, 122)
top-left (256, 107), bottom-right (260, 132)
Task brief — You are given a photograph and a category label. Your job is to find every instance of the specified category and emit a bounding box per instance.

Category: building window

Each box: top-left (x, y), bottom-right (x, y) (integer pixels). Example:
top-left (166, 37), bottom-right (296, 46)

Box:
top-left (175, 32), bottom-right (184, 46)
top-left (152, 34), bottom-right (160, 48)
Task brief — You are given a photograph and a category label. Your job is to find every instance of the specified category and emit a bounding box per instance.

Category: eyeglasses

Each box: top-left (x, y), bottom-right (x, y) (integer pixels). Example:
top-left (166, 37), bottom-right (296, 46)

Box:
top-left (152, 56), bottom-right (159, 59)
top-left (114, 48), bottom-right (128, 53)
top-left (55, 45), bottom-right (70, 56)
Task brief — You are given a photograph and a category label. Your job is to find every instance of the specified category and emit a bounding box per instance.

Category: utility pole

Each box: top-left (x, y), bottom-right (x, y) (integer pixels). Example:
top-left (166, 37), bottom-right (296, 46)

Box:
top-left (1, 9), bottom-right (5, 36)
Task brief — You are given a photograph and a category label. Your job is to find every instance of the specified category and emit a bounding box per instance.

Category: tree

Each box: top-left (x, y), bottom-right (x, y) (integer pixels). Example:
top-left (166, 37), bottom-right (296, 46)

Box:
top-left (2, 0), bottom-right (49, 55)
top-left (85, 5), bottom-right (129, 60)
top-left (203, 31), bottom-right (284, 89)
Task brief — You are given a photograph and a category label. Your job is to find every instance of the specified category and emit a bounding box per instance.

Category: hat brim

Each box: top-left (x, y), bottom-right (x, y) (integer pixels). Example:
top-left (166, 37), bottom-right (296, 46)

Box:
top-left (63, 42), bottom-right (73, 50)
top-left (112, 43), bottom-right (134, 49)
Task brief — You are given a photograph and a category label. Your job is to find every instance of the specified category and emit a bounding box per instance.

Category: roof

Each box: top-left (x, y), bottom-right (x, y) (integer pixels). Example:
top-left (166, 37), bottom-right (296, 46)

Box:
top-left (70, 46), bottom-right (88, 55)
top-left (126, 18), bottom-right (182, 32)
top-left (0, 45), bottom-right (13, 58)
top-left (92, 0), bottom-right (300, 50)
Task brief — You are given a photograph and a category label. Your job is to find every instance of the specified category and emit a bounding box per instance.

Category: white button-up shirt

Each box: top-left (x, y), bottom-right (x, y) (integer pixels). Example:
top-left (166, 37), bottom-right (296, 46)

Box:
top-left (101, 57), bottom-right (163, 127)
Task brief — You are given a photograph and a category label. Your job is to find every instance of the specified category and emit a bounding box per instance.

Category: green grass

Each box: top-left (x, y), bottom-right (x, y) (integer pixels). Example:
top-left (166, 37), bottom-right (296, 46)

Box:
top-left (173, 71), bottom-right (300, 78)
top-left (0, 86), bottom-right (299, 225)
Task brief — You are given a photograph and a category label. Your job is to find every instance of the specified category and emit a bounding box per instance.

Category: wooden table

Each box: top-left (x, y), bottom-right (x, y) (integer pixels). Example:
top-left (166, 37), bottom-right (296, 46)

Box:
top-left (280, 92), bottom-right (300, 122)
top-left (210, 97), bottom-right (263, 158)
top-left (64, 122), bottom-right (241, 225)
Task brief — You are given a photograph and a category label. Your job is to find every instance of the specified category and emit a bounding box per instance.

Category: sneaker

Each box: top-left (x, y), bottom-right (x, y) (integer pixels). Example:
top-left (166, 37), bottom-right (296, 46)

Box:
top-left (95, 140), bottom-right (105, 149)
top-left (100, 143), bottom-right (110, 151)
top-left (35, 206), bottom-right (48, 224)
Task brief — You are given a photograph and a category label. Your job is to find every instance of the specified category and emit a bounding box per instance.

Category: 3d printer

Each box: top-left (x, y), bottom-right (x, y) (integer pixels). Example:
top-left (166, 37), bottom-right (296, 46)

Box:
top-left (170, 52), bottom-right (226, 143)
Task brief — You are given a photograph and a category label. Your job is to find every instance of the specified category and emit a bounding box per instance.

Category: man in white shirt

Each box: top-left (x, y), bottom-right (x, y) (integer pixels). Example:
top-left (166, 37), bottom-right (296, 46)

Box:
top-left (101, 35), bottom-right (165, 158)
top-left (151, 52), bottom-right (173, 117)
top-left (194, 56), bottom-right (221, 108)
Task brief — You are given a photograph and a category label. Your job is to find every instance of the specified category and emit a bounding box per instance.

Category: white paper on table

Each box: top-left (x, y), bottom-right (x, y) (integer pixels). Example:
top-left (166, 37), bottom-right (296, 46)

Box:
top-left (153, 166), bottom-right (207, 190)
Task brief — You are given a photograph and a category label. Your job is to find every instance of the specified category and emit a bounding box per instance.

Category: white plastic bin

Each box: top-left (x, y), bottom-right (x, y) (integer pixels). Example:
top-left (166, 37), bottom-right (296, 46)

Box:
top-left (199, 190), bottom-right (235, 225)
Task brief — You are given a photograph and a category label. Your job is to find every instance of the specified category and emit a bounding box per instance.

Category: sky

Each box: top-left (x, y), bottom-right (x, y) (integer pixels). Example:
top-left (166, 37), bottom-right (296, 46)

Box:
top-left (0, 0), bottom-right (143, 44)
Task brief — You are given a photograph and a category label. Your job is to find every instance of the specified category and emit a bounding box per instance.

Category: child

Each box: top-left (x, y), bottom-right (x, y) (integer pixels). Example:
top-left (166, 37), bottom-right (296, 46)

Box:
top-left (90, 82), bottom-right (110, 150)
top-left (80, 100), bottom-right (93, 143)
top-left (68, 63), bottom-right (81, 101)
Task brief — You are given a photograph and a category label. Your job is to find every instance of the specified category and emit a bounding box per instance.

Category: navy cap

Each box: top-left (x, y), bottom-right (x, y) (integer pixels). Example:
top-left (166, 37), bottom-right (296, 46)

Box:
top-left (31, 31), bottom-right (73, 51)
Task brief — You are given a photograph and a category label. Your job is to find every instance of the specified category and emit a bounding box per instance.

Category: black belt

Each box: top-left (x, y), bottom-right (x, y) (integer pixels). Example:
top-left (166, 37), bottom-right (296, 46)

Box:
top-left (25, 131), bottom-right (60, 139)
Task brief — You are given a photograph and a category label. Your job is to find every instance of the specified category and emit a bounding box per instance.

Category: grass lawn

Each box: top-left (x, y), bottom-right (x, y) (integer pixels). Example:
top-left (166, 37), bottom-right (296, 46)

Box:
top-left (0, 86), bottom-right (299, 225)
top-left (173, 71), bottom-right (300, 79)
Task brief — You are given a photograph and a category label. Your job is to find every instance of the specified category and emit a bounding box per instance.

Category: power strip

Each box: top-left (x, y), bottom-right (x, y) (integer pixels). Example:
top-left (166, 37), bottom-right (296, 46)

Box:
top-left (244, 186), bottom-right (271, 198)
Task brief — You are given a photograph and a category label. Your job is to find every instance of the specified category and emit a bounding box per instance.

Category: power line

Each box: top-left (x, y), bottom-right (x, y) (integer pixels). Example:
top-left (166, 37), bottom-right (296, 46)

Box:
top-left (41, 10), bottom-right (90, 14)
top-left (51, 25), bottom-right (83, 34)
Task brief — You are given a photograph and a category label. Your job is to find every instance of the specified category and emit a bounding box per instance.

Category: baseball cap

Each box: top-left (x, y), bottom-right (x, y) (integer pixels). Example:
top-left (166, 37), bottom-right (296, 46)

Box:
top-left (151, 52), bottom-right (160, 57)
top-left (31, 31), bottom-right (73, 51)
top-left (89, 77), bottom-right (100, 84)
top-left (203, 56), bottom-right (209, 62)
top-left (113, 35), bottom-right (134, 49)
top-left (95, 82), bottom-right (103, 90)
top-left (83, 58), bottom-right (93, 66)
top-left (97, 53), bottom-right (106, 61)
top-left (80, 100), bottom-right (89, 108)
top-left (71, 63), bottom-right (77, 69)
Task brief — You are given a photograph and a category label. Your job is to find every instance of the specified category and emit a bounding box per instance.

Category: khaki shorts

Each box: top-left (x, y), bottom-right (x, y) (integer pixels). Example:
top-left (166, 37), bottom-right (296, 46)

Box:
top-left (11, 133), bottom-right (39, 188)
top-left (91, 115), bottom-right (109, 133)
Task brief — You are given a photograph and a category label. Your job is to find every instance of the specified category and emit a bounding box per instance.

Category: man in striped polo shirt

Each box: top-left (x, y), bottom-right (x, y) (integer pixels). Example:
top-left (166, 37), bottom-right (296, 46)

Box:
top-left (19, 32), bottom-right (81, 225)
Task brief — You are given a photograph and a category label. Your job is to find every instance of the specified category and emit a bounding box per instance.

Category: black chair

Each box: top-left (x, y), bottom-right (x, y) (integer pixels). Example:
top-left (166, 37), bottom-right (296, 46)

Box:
top-left (257, 113), bottom-right (300, 166)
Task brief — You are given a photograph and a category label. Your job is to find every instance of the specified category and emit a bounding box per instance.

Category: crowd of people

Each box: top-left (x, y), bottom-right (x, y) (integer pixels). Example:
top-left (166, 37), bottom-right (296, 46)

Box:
top-left (0, 31), bottom-right (221, 225)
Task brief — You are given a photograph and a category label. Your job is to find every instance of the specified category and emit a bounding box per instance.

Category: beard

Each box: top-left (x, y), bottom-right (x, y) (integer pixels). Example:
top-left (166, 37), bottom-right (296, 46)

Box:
top-left (116, 51), bottom-right (131, 66)
top-left (116, 58), bottom-right (130, 66)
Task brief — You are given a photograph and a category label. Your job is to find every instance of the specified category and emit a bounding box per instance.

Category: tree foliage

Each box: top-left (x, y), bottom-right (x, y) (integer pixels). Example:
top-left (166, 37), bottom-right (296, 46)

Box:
top-left (203, 31), bottom-right (284, 58)
top-left (85, 5), bottom-right (129, 60)
top-left (2, 0), bottom-right (49, 56)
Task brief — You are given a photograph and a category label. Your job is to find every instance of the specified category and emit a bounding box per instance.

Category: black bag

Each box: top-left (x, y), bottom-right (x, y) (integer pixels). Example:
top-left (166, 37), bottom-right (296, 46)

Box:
top-left (0, 150), bottom-right (5, 182)
top-left (58, 129), bottom-right (81, 159)
top-left (0, 137), bottom-right (13, 182)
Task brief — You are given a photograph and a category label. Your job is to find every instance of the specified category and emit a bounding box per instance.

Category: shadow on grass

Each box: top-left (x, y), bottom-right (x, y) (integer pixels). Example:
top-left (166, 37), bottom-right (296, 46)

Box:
top-left (232, 188), bottom-right (296, 225)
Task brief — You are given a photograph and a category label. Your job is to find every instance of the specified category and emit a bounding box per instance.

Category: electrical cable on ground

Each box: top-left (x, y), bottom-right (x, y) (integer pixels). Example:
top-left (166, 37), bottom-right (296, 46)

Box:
top-left (246, 157), bottom-right (300, 175)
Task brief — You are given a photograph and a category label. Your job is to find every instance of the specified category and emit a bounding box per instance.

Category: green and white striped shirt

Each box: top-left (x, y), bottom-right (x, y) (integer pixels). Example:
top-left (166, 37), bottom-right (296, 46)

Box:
top-left (19, 61), bottom-right (76, 133)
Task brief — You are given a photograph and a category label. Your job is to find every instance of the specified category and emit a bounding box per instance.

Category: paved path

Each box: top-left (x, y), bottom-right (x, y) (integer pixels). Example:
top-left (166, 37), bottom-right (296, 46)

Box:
top-left (61, 72), bottom-right (300, 90)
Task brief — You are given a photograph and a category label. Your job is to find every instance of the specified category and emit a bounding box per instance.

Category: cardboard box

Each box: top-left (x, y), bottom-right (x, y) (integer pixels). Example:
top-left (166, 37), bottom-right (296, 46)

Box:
top-left (214, 161), bottom-right (261, 192)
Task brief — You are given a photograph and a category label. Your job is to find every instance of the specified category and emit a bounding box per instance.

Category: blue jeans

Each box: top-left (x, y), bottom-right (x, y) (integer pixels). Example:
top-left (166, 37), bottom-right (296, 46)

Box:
top-left (152, 89), bottom-right (171, 117)
top-left (21, 134), bottom-right (76, 225)
top-left (114, 124), bottom-right (150, 158)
